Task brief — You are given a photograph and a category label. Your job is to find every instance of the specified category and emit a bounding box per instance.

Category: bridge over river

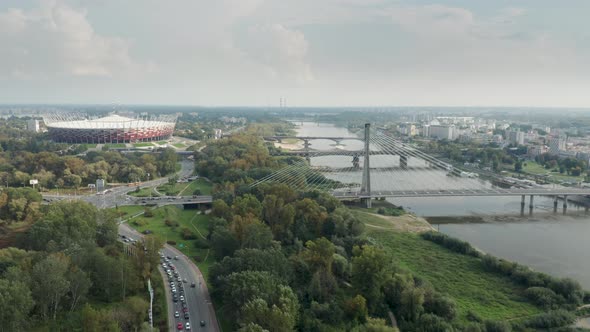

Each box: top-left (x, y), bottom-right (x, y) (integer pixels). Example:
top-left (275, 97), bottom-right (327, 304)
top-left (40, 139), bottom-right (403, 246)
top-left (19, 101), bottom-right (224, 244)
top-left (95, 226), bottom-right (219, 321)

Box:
top-left (256, 124), bottom-right (590, 213)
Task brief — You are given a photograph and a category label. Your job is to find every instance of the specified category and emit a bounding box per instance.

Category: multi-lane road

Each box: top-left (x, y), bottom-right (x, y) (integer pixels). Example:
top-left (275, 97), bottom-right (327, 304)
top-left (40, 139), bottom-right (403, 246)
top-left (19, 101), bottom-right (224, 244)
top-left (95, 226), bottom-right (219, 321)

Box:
top-left (120, 224), bottom-right (218, 331)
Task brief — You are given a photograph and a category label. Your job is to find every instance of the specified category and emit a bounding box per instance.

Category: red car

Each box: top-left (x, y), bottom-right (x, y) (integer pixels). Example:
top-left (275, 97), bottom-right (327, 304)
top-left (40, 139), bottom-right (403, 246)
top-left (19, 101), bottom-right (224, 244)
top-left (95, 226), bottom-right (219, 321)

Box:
top-left (177, 322), bottom-right (183, 330)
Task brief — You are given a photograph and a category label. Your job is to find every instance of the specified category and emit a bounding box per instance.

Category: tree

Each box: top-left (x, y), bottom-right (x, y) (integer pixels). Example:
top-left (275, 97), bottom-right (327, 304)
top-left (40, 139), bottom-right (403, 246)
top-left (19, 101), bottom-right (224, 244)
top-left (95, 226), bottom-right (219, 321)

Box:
top-left (67, 267), bottom-right (92, 312)
top-left (31, 253), bottom-right (71, 319)
top-left (351, 245), bottom-right (391, 312)
top-left (232, 194), bottom-right (263, 219)
top-left (211, 199), bottom-right (232, 221)
top-left (344, 295), bottom-right (368, 323)
top-left (514, 161), bottom-right (523, 173)
top-left (0, 279), bottom-right (34, 332)
top-left (240, 286), bottom-right (299, 331)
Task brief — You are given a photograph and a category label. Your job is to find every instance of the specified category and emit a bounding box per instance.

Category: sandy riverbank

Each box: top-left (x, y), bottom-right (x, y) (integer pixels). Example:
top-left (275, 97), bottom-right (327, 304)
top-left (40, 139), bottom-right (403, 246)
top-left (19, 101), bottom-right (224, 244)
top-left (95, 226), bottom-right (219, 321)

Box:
top-left (365, 212), bottom-right (435, 233)
top-left (274, 141), bottom-right (303, 150)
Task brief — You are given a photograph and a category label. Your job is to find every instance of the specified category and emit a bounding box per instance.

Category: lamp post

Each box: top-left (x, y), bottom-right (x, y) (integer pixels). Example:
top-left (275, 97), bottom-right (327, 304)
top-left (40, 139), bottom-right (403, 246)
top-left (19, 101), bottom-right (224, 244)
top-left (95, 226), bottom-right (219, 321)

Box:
top-left (147, 173), bottom-right (151, 197)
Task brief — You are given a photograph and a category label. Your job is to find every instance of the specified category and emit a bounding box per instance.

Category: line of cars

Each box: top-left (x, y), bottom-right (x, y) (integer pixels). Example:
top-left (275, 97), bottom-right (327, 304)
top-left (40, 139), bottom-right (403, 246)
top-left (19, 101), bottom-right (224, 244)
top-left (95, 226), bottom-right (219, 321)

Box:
top-left (161, 253), bottom-right (205, 330)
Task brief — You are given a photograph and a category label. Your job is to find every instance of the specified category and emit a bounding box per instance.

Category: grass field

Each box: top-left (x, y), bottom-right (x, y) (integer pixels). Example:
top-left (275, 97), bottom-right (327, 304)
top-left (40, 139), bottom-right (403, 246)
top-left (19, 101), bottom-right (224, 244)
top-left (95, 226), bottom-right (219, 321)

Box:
top-left (172, 143), bottom-right (186, 148)
top-left (104, 143), bottom-right (127, 148)
top-left (517, 161), bottom-right (584, 182)
top-left (356, 211), bottom-right (542, 322)
top-left (156, 141), bottom-right (169, 145)
top-left (123, 205), bottom-right (214, 280)
top-left (133, 142), bottom-right (154, 147)
top-left (127, 187), bottom-right (160, 197)
top-left (157, 178), bottom-right (212, 196)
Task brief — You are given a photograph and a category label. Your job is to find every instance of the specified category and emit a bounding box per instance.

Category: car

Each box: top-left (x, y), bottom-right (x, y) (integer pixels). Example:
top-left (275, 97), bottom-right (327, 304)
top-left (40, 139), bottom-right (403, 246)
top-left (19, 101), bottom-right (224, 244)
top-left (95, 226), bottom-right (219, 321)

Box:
top-left (191, 283), bottom-right (196, 288)
top-left (184, 312), bottom-right (189, 320)
top-left (171, 266), bottom-right (176, 270)
top-left (200, 321), bottom-right (206, 327)
top-left (185, 322), bottom-right (191, 330)
top-left (180, 295), bottom-right (185, 301)
top-left (183, 278), bottom-right (188, 283)
top-left (174, 311), bottom-right (180, 318)
top-left (173, 297), bottom-right (178, 302)
top-left (174, 256), bottom-right (179, 260)
top-left (177, 276), bottom-right (182, 282)
top-left (167, 256), bottom-right (172, 260)
top-left (177, 322), bottom-right (183, 330)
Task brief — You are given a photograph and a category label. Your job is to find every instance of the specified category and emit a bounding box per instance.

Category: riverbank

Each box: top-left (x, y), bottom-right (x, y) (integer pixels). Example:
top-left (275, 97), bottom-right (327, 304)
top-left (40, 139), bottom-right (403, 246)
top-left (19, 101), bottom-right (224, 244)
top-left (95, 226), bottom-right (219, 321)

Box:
top-left (354, 209), bottom-right (543, 322)
top-left (426, 210), bottom-right (590, 225)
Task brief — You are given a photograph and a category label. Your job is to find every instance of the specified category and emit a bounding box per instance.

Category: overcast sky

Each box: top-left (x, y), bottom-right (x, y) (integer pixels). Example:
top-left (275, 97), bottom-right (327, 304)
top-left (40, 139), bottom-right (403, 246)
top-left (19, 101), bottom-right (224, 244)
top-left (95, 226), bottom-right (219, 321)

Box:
top-left (1, 0), bottom-right (589, 107)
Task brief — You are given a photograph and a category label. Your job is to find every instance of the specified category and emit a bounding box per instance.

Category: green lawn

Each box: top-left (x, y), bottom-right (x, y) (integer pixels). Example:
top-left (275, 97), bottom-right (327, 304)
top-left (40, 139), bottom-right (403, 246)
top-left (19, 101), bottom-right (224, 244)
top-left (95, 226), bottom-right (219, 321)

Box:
top-left (124, 205), bottom-right (215, 280)
top-left (173, 143), bottom-right (186, 148)
top-left (356, 211), bottom-right (542, 322)
top-left (133, 142), bottom-right (154, 147)
top-left (517, 161), bottom-right (584, 182)
top-left (104, 143), bottom-right (127, 148)
top-left (127, 187), bottom-right (160, 197)
top-left (158, 178), bottom-right (212, 196)
top-left (156, 141), bottom-right (169, 145)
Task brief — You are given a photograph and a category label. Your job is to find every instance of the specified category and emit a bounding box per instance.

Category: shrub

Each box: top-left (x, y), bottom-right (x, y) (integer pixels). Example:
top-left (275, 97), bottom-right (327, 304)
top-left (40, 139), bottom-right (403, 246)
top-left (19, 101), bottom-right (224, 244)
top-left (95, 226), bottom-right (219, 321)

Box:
top-left (523, 310), bottom-right (576, 329)
top-left (525, 287), bottom-right (563, 309)
top-left (181, 227), bottom-right (197, 240)
top-left (144, 207), bottom-right (154, 218)
top-left (193, 189), bottom-right (202, 196)
top-left (165, 219), bottom-right (179, 227)
top-left (484, 320), bottom-right (512, 332)
top-left (166, 240), bottom-right (176, 245)
top-left (421, 231), bottom-right (480, 257)
top-left (194, 237), bottom-right (210, 249)
top-left (466, 310), bottom-right (483, 323)
top-left (132, 219), bottom-right (148, 227)
top-left (424, 294), bottom-right (457, 320)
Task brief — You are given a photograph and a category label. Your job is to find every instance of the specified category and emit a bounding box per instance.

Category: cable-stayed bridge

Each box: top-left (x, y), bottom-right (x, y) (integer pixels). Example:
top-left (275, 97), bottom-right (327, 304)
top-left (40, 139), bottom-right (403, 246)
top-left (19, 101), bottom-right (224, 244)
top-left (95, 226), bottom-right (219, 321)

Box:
top-left (255, 124), bottom-right (590, 213)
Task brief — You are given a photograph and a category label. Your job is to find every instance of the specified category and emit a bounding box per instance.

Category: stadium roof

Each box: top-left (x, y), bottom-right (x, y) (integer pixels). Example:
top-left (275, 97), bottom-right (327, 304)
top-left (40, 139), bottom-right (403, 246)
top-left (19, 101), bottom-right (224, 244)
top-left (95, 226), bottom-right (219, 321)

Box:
top-left (45, 114), bottom-right (176, 129)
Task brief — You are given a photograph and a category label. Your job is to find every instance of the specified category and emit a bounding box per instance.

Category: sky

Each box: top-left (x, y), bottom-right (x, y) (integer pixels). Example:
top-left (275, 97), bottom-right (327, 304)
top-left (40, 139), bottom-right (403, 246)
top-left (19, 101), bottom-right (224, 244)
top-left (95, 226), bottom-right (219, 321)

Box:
top-left (0, 0), bottom-right (589, 107)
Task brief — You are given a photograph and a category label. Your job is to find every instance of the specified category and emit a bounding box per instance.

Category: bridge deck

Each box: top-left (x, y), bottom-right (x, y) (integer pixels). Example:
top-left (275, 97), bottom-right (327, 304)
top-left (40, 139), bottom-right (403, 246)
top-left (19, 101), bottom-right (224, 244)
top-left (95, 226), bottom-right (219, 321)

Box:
top-left (332, 188), bottom-right (590, 199)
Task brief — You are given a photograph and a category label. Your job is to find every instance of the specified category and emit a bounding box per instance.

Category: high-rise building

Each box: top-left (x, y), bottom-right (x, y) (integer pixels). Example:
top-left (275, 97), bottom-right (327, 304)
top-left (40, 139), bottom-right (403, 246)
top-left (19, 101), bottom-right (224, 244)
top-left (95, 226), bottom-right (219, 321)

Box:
top-left (549, 136), bottom-right (566, 155)
top-left (508, 130), bottom-right (525, 145)
top-left (428, 125), bottom-right (455, 140)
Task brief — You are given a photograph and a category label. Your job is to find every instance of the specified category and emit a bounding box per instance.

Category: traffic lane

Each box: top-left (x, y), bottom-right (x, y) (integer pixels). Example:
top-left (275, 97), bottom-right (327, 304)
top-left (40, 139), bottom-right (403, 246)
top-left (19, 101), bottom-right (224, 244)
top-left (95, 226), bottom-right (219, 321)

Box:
top-left (161, 248), bottom-right (209, 331)
top-left (164, 246), bottom-right (217, 331)
top-left (159, 265), bottom-right (177, 331)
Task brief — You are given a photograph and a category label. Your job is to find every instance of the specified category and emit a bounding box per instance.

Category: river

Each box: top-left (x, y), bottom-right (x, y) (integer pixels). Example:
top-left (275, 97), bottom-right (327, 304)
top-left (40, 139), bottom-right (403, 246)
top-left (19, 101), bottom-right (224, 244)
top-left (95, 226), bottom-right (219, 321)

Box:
top-left (292, 121), bottom-right (590, 289)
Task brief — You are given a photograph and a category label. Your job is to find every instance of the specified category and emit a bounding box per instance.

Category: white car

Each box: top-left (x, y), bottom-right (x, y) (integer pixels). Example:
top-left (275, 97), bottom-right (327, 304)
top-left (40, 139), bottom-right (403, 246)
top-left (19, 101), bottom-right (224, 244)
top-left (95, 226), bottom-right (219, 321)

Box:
top-left (185, 322), bottom-right (191, 330)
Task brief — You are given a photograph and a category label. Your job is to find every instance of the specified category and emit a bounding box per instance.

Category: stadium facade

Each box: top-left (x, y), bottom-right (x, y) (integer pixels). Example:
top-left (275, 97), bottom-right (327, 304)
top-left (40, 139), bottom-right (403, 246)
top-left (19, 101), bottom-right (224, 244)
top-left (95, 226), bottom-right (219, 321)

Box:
top-left (43, 114), bottom-right (177, 143)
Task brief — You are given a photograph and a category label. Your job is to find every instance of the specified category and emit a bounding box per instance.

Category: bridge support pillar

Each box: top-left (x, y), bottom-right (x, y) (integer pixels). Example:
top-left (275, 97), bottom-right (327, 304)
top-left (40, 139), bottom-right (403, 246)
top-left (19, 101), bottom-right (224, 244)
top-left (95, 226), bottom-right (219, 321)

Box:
top-left (563, 195), bottom-right (568, 214)
top-left (400, 154), bottom-right (408, 170)
top-left (303, 139), bottom-right (311, 164)
top-left (529, 195), bottom-right (534, 215)
top-left (520, 195), bottom-right (525, 216)
top-left (361, 123), bottom-right (372, 208)
top-left (553, 197), bottom-right (559, 213)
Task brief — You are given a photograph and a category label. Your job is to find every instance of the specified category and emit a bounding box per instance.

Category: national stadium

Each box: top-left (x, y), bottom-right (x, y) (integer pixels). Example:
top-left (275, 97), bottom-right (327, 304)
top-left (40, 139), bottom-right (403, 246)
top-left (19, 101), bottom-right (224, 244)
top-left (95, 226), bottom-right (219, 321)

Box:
top-left (43, 113), bottom-right (177, 143)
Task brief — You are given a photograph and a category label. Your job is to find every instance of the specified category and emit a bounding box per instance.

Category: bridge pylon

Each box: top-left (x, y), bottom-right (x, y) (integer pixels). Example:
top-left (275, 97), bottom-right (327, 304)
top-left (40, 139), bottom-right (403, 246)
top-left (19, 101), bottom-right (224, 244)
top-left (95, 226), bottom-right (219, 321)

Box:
top-left (361, 123), bottom-right (372, 208)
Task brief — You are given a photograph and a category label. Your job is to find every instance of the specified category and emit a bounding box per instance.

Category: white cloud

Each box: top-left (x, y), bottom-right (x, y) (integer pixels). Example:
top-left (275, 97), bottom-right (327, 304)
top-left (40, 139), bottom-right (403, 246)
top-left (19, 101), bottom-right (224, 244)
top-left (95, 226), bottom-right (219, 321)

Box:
top-left (238, 23), bottom-right (313, 83)
top-left (0, 0), bottom-right (146, 78)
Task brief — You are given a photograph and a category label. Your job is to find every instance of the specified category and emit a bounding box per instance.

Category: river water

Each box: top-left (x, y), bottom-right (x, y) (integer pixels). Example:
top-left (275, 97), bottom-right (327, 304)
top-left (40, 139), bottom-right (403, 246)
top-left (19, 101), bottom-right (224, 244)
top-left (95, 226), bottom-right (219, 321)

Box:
top-left (293, 121), bottom-right (590, 289)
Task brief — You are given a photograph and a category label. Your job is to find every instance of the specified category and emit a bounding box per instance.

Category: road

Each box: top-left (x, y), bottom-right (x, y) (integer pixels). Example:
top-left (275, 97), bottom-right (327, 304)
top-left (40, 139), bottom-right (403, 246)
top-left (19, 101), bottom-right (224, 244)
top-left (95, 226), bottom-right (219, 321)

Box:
top-left (42, 159), bottom-right (195, 208)
top-left (85, 159), bottom-right (218, 331)
top-left (119, 217), bottom-right (218, 331)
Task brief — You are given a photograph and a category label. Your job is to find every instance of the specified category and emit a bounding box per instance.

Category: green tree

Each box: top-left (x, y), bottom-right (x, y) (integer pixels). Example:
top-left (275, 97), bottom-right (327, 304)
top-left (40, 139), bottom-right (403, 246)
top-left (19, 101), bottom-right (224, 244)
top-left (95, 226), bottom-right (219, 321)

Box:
top-left (351, 245), bottom-right (391, 312)
top-left (0, 279), bottom-right (34, 332)
top-left (31, 253), bottom-right (71, 320)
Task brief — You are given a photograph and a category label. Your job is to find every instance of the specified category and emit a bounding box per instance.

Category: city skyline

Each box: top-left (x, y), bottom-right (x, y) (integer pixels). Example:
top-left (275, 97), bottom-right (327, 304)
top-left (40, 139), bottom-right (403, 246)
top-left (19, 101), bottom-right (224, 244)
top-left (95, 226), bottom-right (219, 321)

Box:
top-left (1, 0), bottom-right (589, 107)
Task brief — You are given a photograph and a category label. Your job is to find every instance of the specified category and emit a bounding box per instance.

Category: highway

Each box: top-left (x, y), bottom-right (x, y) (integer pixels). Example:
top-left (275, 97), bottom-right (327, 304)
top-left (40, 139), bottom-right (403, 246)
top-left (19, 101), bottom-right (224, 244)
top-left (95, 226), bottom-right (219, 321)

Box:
top-left (120, 224), bottom-right (218, 331)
